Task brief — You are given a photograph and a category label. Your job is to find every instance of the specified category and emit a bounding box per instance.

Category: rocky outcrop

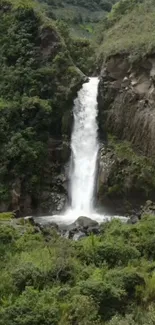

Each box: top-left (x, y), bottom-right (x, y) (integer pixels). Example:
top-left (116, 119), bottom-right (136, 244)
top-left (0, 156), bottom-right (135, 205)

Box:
top-left (97, 145), bottom-right (150, 215)
top-left (98, 54), bottom-right (155, 157)
top-left (97, 54), bottom-right (155, 213)
top-left (16, 138), bottom-right (71, 216)
top-left (28, 215), bottom-right (101, 240)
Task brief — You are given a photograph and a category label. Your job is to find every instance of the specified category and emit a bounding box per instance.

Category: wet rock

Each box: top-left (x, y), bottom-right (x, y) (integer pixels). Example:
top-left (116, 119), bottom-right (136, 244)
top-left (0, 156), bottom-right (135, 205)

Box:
top-left (38, 222), bottom-right (59, 237)
top-left (39, 191), bottom-right (67, 215)
top-left (33, 226), bottom-right (41, 233)
top-left (73, 231), bottom-right (86, 241)
top-left (64, 230), bottom-right (71, 239)
top-left (140, 200), bottom-right (155, 217)
top-left (22, 195), bottom-right (32, 216)
top-left (11, 179), bottom-right (21, 215)
top-left (24, 216), bottom-right (35, 225)
top-left (87, 226), bottom-right (100, 235)
top-left (127, 215), bottom-right (139, 225)
top-left (59, 217), bottom-right (100, 240)
top-left (73, 216), bottom-right (98, 229)
top-left (145, 200), bottom-right (153, 208)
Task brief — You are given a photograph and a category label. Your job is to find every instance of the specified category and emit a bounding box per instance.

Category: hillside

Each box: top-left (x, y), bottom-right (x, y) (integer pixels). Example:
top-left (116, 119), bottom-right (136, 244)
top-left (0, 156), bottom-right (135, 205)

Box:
top-left (0, 0), bottom-right (85, 216)
top-left (38, 0), bottom-right (118, 37)
top-left (1, 1), bottom-right (155, 325)
top-left (97, 0), bottom-right (155, 61)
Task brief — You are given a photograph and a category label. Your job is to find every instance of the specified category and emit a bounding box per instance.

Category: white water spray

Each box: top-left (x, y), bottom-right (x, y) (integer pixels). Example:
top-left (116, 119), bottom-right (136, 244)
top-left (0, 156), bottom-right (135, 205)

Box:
top-left (69, 77), bottom-right (99, 215)
top-left (35, 78), bottom-right (127, 225)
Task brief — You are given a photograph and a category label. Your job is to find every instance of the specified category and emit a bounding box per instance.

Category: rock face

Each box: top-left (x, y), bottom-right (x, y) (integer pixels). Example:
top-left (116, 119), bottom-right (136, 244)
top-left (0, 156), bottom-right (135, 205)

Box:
top-left (16, 138), bottom-right (71, 216)
top-left (36, 138), bottom-right (70, 216)
top-left (98, 54), bottom-right (155, 157)
top-left (73, 216), bottom-right (98, 228)
top-left (97, 145), bottom-right (148, 215)
top-left (97, 55), bottom-right (155, 213)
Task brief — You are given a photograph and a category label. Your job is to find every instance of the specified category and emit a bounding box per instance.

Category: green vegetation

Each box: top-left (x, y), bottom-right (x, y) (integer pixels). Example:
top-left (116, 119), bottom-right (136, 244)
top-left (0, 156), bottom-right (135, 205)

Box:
top-left (38, 0), bottom-right (118, 38)
top-left (0, 212), bottom-right (13, 221)
top-left (56, 20), bottom-right (95, 74)
top-left (1, 216), bottom-right (155, 324)
top-left (0, 0), bottom-right (84, 210)
top-left (97, 0), bottom-right (155, 61)
top-left (1, 1), bottom-right (155, 323)
top-left (103, 136), bottom-right (155, 199)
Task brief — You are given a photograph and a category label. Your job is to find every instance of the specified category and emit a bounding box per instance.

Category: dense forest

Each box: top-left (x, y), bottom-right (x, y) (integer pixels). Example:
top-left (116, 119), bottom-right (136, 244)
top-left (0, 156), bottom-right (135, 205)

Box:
top-left (1, 0), bottom-right (155, 324)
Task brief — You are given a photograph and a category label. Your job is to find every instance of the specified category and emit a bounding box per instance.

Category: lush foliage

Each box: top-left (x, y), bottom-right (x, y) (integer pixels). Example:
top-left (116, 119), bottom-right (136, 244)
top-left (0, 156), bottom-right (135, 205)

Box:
top-left (1, 215), bottom-right (155, 324)
top-left (97, 0), bottom-right (155, 61)
top-left (38, 0), bottom-right (119, 37)
top-left (0, 0), bottom-right (83, 210)
top-left (56, 20), bottom-right (95, 74)
top-left (100, 136), bottom-right (155, 201)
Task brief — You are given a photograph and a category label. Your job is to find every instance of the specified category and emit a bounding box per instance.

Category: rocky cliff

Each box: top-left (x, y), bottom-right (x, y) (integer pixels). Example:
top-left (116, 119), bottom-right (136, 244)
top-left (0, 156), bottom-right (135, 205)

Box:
top-left (98, 55), bottom-right (155, 157)
top-left (97, 55), bottom-right (155, 214)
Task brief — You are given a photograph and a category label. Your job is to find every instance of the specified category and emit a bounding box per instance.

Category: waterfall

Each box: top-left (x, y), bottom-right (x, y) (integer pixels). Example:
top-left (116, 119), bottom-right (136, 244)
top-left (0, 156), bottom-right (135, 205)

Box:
top-left (69, 77), bottom-right (99, 216)
top-left (35, 77), bottom-right (127, 225)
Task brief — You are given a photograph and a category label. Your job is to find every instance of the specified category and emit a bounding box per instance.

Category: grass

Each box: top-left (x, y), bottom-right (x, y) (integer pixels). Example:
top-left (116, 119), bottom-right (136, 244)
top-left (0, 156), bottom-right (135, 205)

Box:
top-left (98, 0), bottom-right (155, 62)
top-left (0, 213), bottom-right (14, 221)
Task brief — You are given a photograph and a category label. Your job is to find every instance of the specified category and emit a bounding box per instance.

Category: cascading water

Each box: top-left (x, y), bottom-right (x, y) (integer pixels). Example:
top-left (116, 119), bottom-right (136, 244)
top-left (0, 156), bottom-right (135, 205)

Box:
top-left (62, 77), bottom-right (107, 223)
top-left (35, 77), bottom-right (127, 225)
top-left (69, 77), bottom-right (99, 216)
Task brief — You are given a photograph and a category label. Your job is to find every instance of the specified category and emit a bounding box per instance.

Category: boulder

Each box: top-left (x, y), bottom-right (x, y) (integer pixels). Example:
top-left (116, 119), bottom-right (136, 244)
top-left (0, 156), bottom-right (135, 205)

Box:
top-left (87, 226), bottom-right (100, 235)
top-left (74, 216), bottom-right (98, 229)
top-left (127, 215), bottom-right (139, 225)
top-left (38, 222), bottom-right (59, 238)
top-left (24, 216), bottom-right (35, 225)
top-left (73, 231), bottom-right (86, 241)
top-left (140, 200), bottom-right (155, 217)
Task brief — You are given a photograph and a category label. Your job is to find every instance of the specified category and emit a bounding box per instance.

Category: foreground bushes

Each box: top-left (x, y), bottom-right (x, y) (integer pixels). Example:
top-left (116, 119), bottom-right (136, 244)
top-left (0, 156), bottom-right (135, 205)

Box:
top-left (1, 216), bottom-right (155, 324)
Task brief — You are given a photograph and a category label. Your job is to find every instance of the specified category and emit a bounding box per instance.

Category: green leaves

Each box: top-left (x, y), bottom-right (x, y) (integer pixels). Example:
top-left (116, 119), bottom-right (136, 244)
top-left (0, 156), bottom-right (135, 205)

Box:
top-left (1, 217), bottom-right (155, 324)
top-left (0, 0), bottom-right (83, 208)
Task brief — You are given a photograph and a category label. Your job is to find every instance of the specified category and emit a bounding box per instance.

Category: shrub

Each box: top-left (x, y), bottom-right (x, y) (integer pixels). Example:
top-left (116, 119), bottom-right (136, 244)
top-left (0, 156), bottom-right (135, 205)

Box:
top-left (11, 263), bottom-right (46, 292)
top-left (0, 287), bottom-right (61, 325)
top-left (79, 278), bottom-right (126, 320)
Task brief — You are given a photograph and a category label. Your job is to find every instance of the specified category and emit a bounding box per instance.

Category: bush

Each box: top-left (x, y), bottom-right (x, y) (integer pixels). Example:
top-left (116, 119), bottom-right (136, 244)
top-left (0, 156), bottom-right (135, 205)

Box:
top-left (0, 287), bottom-right (61, 325)
top-left (0, 225), bottom-right (18, 245)
top-left (11, 263), bottom-right (46, 292)
top-left (62, 294), bottom-right (100, 325)
top-left (79, 278), bottom-right (126, 320)
top-left (78, 234), bottom-right (140, 267)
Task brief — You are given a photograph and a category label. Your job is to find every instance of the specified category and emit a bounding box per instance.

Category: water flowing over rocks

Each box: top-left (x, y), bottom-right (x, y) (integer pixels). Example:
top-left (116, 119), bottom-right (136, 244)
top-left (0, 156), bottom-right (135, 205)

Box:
top-left (27, 215), bottom-right (101, 240)
top-left (69, 77), bottom-right (99, 217)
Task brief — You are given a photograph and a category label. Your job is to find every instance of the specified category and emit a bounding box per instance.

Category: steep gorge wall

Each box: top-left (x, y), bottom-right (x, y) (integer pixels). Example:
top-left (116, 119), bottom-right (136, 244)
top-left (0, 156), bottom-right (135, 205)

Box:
top-left (97, 55), bottom-right (155, 213)
top-left (98, 54), bottom-right (155, 157)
